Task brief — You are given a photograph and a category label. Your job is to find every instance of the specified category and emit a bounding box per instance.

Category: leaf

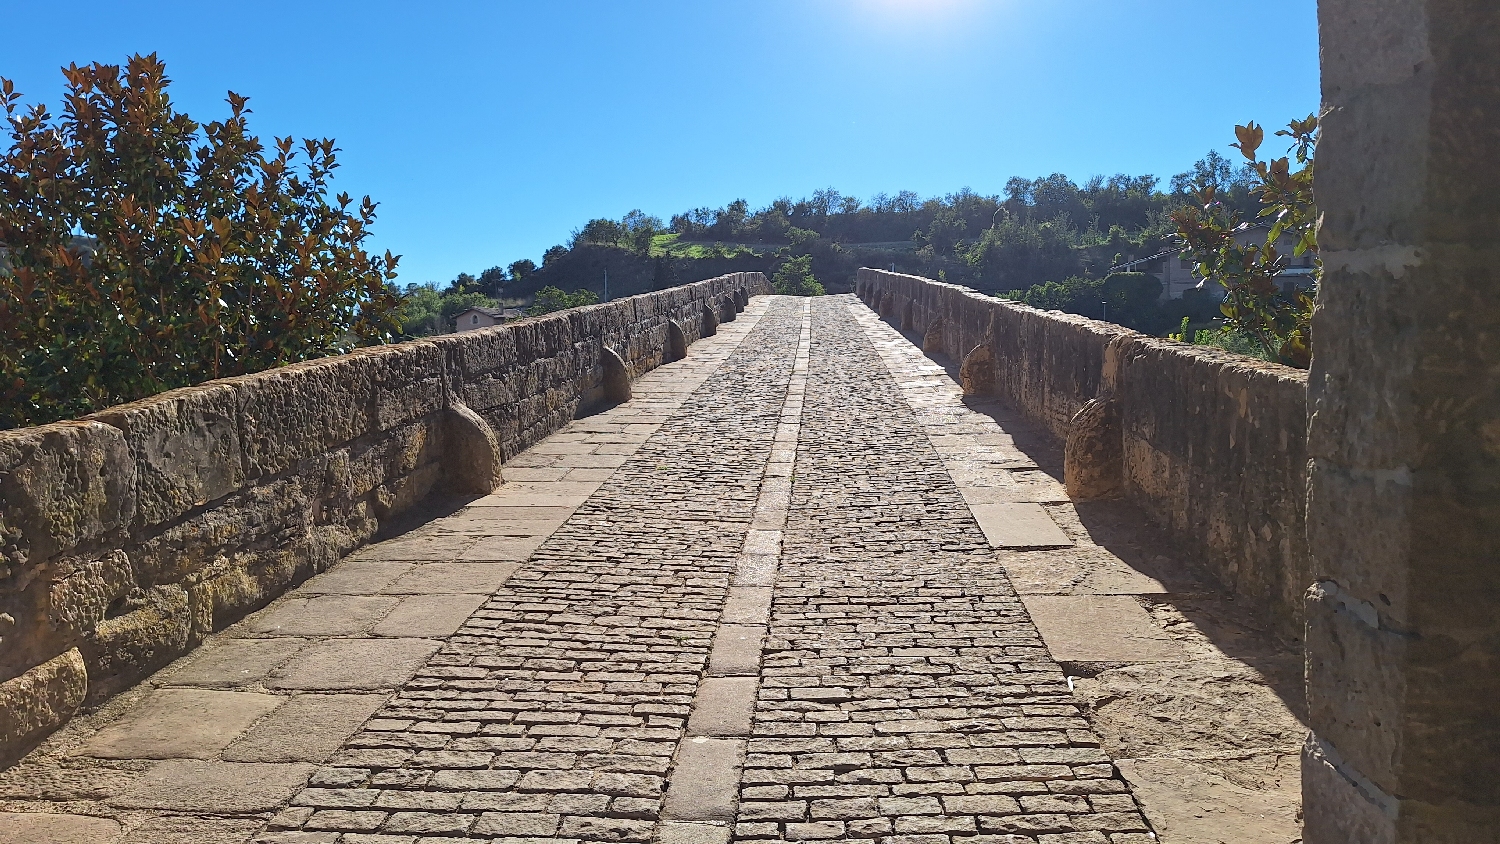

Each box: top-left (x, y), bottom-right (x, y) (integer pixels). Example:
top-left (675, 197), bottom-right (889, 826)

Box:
top-left (1232, 122), bottom-right (1264, 160)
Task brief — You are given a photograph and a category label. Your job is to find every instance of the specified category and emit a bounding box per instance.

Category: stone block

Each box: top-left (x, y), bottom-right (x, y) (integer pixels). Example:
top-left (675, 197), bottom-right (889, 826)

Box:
top-left (373, 461), bottom-right (442, 521)
top-left (237, 354), bottom-right (379, 479)
top-left (1019, 596), bottom-right (1182, 663)
top-left (687, 677), bottom-right (758, 737)
top-left (970, 503), bottom-right (1073, 549)
top-left (1304, 460), bottom-right (1413, 621)
top-left (120, 815), bottom-right (265, 844)
top-left (353, 533), bottom-right (475, 562)
top-left (154, 636), bottom-right (305, 687)
top-left (245, 595), bottom-right (399, 637)
top-left (742, 530), bottom-right (781, 555)
top-left (443, 403), bottom-right (504, 495)
top-left (0, 648), bottom-right (87, 766)
top-left (87, 381), bottom-right (244, 527)
top-left (734, 554), bottom-right (777, 587)
top-left (80, 688), bottom-right (282, 759)
top-left (1303, 580), bottom-right (1407, 791)
top-left (1063, 398), bottom-right (1121, 500)
top-left (1116, 756), bottom-right (1300, 844)
top-left (381, 562), bottom-right (519, 595)
top-left (602, 345), bottom-right (633, 404)
top-left (721, 587), bottom-right (773, 625)
top-left (0, 812), bottom-right (122, 844)
top-left (184, 546), bottom-right (315, 638)
top-left (959, 344), bottom-right (996, 396)
top-left (707, 625), bottom-right (765, 676)
top-left (268, 638), bottom-right (440, 691)
top-left (701, 302), bottom-right (719, 338)
top-left (995, 548), bottom-right (1174, 596)
top-left (366, 341), bottom-right (446, 432)
top-left (661, 737), bottom-right (745, 822)
top-left (84, 584), bottom-right (192, 702)
top-left (298, 560), bottom-right (414, 595)
top-left (111, 759), bottom-right (316, 812)
top-left (459, 535), bottom-right (546, 562)
top-left (1299, 737), bottom-right (1395, 844)
top-left (0, 421), bottom-right (135, 571)
top-left (223, 693), bottom-right (387, 763)
top-left (668, 321), bottom-right (689, 361)
top-left (46, 549), bottom-right (135, 642)
top-left (132, 473), bottom-right (314, 584)
top-left (372, 593), bottom-right (489, 637)
top-left (657, 821), bottom-right (730, 844)
top-left (922, 318), bottom-right (945, 355)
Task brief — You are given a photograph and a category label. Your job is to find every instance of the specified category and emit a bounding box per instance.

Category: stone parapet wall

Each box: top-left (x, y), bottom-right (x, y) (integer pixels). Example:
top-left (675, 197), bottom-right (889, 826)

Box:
top-left (857, 268), bottom-right (1310, 641)
top-left (0, 271), bottom-right (768, 766)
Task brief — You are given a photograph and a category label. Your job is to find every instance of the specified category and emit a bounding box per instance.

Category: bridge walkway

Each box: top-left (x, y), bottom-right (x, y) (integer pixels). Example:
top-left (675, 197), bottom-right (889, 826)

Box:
top-left (0, 295), bottom-right (1302, 844)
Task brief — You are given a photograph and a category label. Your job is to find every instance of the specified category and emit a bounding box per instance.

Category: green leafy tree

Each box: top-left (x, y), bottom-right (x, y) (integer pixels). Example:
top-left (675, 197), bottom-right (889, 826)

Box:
top-left (1000, 272), bottom-right (1162, 331)
top-left (575, 218), bottom-right (625, 247)
top-left (527, 285), bottom-right (599, 316)
top-left (1171, 116), bottom-right (1318, 367)
top-left (476, 266), bottom-right (506, 296)
top-left (772, 254), bottom-right (825, 296)
top-left (508, 258), bottom-right (537, 283)
top-left (0, 55), bottom-right (399, 428)
top-left (394, 283), bottom-right (443, 337)
top-left (1100, 271), bottom-right (1163, 326)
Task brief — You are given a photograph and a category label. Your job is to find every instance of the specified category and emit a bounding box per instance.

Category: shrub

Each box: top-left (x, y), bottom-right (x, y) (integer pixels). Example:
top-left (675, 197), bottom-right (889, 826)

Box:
top-left (0, 55), bottom-right (399, 428)
top-left (772, 254), bottom-right (825, 296)
top-left (1172, 116), bottom-right (1319, 367)
top-left (1000, 271), bottom-right (1162, 331)
top-left (527, 285), bottom-right (599, 316)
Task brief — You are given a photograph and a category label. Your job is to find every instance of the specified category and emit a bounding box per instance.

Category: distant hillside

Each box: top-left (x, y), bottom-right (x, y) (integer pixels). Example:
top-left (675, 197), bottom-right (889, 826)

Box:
top-left (401, 150), bottom-right (1261, 330)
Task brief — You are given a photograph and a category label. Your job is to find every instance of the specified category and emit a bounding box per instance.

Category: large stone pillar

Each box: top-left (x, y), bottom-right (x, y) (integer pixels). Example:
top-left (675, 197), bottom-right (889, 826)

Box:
top-left (1305, 2), bottom-right (1500, 841)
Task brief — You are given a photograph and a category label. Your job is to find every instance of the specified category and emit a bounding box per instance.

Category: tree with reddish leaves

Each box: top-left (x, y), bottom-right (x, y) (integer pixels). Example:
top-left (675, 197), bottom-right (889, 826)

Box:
top-left (1171, 116), bottom-right (1319, 368)
top-left (0, 54), bottom-right (401, 428)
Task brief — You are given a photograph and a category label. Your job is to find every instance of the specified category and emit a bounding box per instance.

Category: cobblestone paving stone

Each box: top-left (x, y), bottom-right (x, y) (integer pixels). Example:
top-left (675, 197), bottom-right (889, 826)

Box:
top-left (257, 298), bottom-right (807, 843)
top-left (731, 296), bottom-right (1152, 844)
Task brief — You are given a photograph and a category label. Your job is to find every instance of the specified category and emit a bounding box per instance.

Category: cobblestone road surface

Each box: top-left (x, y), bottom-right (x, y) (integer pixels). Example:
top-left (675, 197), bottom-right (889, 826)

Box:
top-left (1, 295), bottom-right (1163, 844)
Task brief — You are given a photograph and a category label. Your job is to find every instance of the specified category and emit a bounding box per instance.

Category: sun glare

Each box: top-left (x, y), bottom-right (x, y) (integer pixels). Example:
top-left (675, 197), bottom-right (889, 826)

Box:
top-left (851, 0), bottom-right (988, 34)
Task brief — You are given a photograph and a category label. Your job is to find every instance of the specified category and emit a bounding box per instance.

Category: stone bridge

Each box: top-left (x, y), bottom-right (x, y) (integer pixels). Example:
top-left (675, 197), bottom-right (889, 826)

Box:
top-left (2, 4), bottom-right (1498, 842)
top-left (0, 289), bottom-right (1307, 844)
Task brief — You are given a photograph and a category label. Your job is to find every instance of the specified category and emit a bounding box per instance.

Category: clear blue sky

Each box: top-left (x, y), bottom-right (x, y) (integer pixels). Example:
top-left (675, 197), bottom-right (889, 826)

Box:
top-left (4, 0), bottom-right (1319, 285)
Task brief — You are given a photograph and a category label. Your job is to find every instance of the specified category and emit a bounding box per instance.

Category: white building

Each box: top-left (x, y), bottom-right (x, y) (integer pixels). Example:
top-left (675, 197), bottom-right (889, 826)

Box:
top-left (453, 306), bottom-right (523, 332)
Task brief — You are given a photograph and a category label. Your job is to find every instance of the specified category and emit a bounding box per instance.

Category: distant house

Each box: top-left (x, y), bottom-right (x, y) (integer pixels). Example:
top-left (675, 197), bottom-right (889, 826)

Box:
top-left (453, 306), bottom-right (524, 332)
top-left (1112, 223), bottom-right (1317, 300)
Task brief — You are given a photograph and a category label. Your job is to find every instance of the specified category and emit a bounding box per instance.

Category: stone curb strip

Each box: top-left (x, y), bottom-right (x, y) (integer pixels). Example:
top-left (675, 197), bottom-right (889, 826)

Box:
top-left (657, 300), bottom-right (812, 844)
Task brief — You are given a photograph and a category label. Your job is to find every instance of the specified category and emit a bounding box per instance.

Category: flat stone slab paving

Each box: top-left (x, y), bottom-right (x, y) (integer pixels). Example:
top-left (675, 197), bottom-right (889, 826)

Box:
top-left (1018, 597), bottom-right (1184, 664)
top-left (971, 502), bottom-right (1075, 549)
top-left (0, 294), bottom-right (1305, 844)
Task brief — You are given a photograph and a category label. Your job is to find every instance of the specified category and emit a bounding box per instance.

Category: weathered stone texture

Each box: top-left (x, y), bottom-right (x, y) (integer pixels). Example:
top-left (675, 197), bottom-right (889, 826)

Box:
top-left (1063, 398), bottom-right (1121, 500)
top-left (0, 648), bottom-right (86, 767)
top-left (1304, 1), bottom-right (1500, 839)
top-left (441, 404), bottom-right (504, 495)
top-left (1115, 338), bottom-right (1309, 638)
top-left (0, 421), bottom-right (135, 575)
top-left (0, 272), bottom-right (769, 765)
top-left (857, 268), bottom-right (1310, 642)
